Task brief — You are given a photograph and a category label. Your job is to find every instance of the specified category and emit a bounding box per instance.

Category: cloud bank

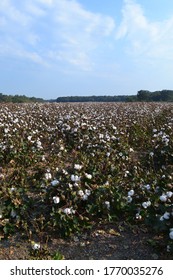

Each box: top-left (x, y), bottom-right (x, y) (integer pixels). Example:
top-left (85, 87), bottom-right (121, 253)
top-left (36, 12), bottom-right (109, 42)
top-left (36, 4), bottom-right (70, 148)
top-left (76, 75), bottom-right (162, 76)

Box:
top-left (116, 0), bottom-right (173, 62)
top-left (0, 0), bottom-right (173, 73)
top-left (0, 0), bottom-right (115, 70)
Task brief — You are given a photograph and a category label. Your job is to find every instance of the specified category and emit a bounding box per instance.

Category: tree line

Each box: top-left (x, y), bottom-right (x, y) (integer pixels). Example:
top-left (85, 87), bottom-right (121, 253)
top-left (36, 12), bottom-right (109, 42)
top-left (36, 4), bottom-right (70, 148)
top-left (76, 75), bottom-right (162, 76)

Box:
top-left (1, 90), bottom-right (173, 103)
top-left (55, 95), bottom-right (137, 102)
top-left (137, 90), bottom-right (173, 102)
top-left (0, 93), bottom-right (44, 103)
top-left (55, 90), bottom-right (173, 102)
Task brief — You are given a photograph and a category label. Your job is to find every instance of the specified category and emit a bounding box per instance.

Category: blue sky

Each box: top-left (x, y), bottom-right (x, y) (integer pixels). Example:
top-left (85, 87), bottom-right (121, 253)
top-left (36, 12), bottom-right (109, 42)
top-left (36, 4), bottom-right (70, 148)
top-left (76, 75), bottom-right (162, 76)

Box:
top-left (1, 0), bottom-right (173, 99)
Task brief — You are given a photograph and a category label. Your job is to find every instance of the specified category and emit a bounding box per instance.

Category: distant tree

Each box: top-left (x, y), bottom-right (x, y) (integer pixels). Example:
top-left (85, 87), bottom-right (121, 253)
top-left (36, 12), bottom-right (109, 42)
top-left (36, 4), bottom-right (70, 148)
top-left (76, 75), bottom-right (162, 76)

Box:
top-left (137, 90), bottom-right (173, 102)
top-left (126, 96), bottom-right (137, 102)
top-left (137, 90), bottom-right (151, 101)
top-left (160, 90), bottom-right (173, 101)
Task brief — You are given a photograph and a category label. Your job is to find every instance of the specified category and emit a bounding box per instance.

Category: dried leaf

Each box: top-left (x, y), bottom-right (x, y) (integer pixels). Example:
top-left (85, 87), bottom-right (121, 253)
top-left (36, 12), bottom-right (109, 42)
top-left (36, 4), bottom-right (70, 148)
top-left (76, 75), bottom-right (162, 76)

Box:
top-left (108, 229), bottom-right (121, 236)
top-left (97, 230), bottom-right (106, 235)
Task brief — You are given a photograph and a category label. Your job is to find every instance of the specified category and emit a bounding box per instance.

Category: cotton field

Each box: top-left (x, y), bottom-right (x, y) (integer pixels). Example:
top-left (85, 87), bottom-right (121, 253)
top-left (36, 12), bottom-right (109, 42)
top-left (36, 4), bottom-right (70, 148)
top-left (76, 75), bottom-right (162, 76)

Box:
top-left (0, 102), bottom-right (173, 255)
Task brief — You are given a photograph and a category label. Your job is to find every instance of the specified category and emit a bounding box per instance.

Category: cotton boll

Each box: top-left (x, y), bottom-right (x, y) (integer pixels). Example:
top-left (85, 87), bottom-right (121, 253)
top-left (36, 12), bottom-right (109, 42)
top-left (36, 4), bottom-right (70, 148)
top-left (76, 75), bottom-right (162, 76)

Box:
top-left (53, 196), bottom-right (60, 204)
top-left (163, 212), bottom-right (170, 220)
top-left (85, 189), bottom-right (91, 196)
top-left (166, 191), bottom-right (173, 198)
top-left (85, 173), bottom-right (92, 179)
top-left (45, 172), bottom-right (52, 180)
top-left (128, 189), bottom-right (134, 196)
top-left (127, 196), bottom-right (132, 203)
top-left (31, 242), bottom-right (41, 250)
top-left (51, 179), bottom-right (59, 186)
top-left (82, 194), bottom-right (88, 201)
top-left (74, 164), bottom-right (82, 170)
top-left (159, 195), bottom-right (167, 202)
top-left (169, 231), bottom-right (173, 240)
top-left (105, 201), bottom-right (110, 210)
top-left (78, 190), bottom-right (84, 197)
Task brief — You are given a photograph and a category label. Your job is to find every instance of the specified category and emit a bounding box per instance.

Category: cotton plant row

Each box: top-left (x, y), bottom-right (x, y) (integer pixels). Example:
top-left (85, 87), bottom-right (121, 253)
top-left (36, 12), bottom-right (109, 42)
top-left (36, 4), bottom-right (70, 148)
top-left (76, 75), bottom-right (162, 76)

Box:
top-left (0, 102), bottom-right (173, 255)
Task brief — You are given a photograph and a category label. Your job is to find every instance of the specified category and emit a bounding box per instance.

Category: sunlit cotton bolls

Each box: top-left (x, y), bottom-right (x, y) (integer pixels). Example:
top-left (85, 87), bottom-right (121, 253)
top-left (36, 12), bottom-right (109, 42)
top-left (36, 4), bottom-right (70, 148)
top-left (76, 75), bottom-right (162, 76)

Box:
top-left (85, 173), bottom-right (92, 179)
top-left (125, 170), bottom-right (130, 177)
top-left (85, 189), bottom-right (91, 196)
top-left (53, 196), bottom-right (60, 204)
top-left (78, 190), bottom-right (84, 197)
top-left (63, 208), bottom-right (75, 215)
top-left (105, 201), bottom-right (110, 210)
top-left (31, 242), bottom-right (41, 250)
top-left (62, 169), bottom-right (68, 175)
top-left (136, 213), bottom-right (142, 220)
top-left (74, 164), bottom-right (82, 170)
top-left (71, 174), bottom-right (80, 182)
top-left (42, 155), bottom-right (46, 161)
top-left (45, 172), bottom-right (52, 180)
top-left (36, 140), bottom-right (42, 149)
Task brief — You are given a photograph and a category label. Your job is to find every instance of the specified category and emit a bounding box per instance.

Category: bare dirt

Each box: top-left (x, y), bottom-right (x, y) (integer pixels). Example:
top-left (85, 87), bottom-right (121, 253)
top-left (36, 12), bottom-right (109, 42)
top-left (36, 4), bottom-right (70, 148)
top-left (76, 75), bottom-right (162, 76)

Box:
top-left (0, 220), bottom-right (172, 260)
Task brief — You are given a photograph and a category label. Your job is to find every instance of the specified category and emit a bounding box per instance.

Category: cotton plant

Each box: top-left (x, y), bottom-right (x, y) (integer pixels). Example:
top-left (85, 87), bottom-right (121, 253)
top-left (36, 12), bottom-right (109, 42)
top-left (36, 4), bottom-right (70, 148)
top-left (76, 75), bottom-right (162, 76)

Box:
top-left (0, 102), bottom-right (173, 254)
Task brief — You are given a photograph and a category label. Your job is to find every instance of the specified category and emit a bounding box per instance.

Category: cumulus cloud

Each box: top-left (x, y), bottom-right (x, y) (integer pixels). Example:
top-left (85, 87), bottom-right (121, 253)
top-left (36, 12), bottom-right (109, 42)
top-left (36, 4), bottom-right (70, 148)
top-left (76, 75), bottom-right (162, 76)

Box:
top-left (0, 0), bottom-right (31, 26)
top-left (50, 0), bottom-right (115, 70)
top-left (0, 0), bottom-right (115, 70)
top-left (116, 0), bottom-right (173, 61)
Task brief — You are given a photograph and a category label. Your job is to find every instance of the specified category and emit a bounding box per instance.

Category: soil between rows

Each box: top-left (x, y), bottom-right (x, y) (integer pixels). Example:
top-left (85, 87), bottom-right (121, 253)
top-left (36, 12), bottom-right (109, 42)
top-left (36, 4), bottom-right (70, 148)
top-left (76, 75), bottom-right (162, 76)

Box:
top-left (0, 221), bottom-right (172, 260)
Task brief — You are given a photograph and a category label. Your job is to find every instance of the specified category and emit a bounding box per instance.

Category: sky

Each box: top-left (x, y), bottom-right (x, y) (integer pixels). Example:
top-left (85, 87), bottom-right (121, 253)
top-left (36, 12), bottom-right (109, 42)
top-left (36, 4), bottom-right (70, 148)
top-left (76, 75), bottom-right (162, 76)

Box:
top-left (1, 0), bottom-right (173, 99)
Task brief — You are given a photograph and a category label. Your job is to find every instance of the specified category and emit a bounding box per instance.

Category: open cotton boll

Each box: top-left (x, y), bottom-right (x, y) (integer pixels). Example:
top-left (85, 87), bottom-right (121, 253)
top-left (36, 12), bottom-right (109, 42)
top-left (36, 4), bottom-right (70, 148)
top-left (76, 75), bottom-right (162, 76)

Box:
top-left (128, 189), bottom-right (134, 196)
top-left (45, 172), bottom-right (52, 180)
top-left (127, 196), bottom-right (132, 203)
top-left (159, 195), bottom-right (167, 202)
top-left (74, 164), bottom-right (82, 170)
top-left (63, 208), bottom-right (75, 215)
top-left (85, 173), bottom-right (92, 179)
top-left (71, 174), bottom-right (80, 182)
top-left (166, 191), bottom-right (173, 198)
top-left (163, 212), bottom-right (170, 220)
top-left (31, 242), bottom-right (41, 250)
top-left (51, 179), bottom-right (59, 186)
top-left (53, 196), bottom-right (60, 204)
top-left (169, 230), bottom-right (173, 240)
top-left (142, 201), bottom-right (151, 209)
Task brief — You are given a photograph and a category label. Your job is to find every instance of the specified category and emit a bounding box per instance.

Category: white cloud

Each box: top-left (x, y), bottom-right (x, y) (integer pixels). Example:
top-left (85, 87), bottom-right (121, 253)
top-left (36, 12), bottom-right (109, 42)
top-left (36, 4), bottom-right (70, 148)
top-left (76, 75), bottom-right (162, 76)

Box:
top-left (116, 0), bottom-right (173, 62)
top-left (0, 38), bottom-right (48, 66)
top-left (0, 0), bottom-right (116, 71)
top-left (37, 0), bottom-right (54, 5)
top-left (51, 0), bottom-right (115, 70)
top-left (25, 3), bottom-right (46, 17)
top-left (0, 0), bottom-right (31, 26)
